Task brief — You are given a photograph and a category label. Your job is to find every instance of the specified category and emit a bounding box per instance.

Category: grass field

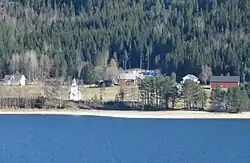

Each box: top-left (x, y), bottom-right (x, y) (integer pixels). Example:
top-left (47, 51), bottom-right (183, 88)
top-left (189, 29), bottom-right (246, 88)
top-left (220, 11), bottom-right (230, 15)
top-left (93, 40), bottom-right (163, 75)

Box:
top-left (73, 85), bottom-right (139, 101)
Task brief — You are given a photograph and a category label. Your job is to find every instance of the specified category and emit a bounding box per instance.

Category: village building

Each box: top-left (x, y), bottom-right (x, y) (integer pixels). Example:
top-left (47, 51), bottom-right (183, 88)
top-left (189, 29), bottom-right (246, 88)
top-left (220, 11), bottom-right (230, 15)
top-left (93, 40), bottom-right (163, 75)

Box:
top-left (181, 74), bottom-right (200, 84)
top-left (119, 73), bottom-right (138, 85)
top-left (69, 78), bottom-right (81, 101)
top-left (118, 69), bottom-right (160, 85)
top-left (96, 80), bottom-right (113, 87)
top-left (210, 76), bottom-right (240, 89)
top-left (2, 75), bottom-right (26, 86)
top-left (143, 69), bottom-right (160, 77)
top-left (118, 69), bottom-right (142, 85)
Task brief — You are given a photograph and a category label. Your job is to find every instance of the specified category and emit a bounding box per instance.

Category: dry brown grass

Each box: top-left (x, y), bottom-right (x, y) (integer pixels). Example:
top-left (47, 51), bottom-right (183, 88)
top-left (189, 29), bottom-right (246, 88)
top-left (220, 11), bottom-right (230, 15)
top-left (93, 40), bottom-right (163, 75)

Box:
top-left (0, 84), bottom-right (211, 105)
top-left (0, 84), bottom-right (139, 101)
top-left (0, 85), bottom-right (43, 98)
top-left (71, 85), bottom-right (139, 101)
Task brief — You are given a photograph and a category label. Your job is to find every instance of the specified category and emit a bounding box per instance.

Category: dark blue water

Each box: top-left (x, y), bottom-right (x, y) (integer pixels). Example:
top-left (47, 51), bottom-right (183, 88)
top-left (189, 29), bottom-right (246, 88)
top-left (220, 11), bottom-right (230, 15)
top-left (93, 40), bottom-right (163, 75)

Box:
top-left (0, 115), bottom-right (250, 163)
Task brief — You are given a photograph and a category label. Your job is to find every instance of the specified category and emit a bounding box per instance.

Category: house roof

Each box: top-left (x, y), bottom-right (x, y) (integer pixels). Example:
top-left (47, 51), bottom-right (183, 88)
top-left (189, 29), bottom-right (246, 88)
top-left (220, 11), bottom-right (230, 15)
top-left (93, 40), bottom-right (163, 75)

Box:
top-left (183, 74), bottom-right (198, 80)
top-left (119, 73), bottom-right (137, 80)
top-left (4, 75), bottom-right (25, 84)
top-left (210, 76), bottom-right (240, 82)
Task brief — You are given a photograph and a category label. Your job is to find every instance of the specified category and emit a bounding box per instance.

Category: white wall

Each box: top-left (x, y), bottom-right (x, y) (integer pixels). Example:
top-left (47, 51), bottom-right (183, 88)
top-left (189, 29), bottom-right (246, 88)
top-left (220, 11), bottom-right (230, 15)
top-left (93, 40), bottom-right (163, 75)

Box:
top-left (182, 76), bottom-right (200, 84)
top-left (70, 91), bottom-right (81, 101)
top-left (19, 76), bottom-right (26, 86)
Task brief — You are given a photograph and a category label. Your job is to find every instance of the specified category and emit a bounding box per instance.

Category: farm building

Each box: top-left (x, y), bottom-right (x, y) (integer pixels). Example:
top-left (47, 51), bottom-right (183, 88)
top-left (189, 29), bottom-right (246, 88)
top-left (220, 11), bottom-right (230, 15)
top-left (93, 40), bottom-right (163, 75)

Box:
top-left (119, 73), bottom-right (137, 85)
top-left (181, 74), bottom-right (200, 84)
top-left (118, 69), bottom-right (144, 85)
top-left (143, 70), bottom-right (159, 76)
top-left (118, 69), bottom-right (160, 85)
top-left (210, 76), bottom-right (240, 89)
top-left (2, 75), bottom-right (26, 86)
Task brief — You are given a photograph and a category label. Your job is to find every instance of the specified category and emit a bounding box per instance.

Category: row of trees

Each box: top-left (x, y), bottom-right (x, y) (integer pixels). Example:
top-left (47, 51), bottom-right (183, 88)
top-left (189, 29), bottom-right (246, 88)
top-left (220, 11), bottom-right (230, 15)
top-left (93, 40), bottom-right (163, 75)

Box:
top-left (211, 85), bottom-right (249, 112)
top-left (0, 0), bottom-right (250, 82)
top-left (138, 74), bottom-right (250, 112)
top-left (138, 75), bottom-right (207, 110)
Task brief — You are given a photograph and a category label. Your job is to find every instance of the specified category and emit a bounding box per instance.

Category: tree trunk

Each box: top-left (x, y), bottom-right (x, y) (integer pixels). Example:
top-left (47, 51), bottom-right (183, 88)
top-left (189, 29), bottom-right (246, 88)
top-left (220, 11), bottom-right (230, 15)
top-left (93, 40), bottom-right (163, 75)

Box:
top-left (165, 97), bottom-right (169, 109)
top-left (172, 101), bottom-right (175, 109)
top-left (140, 53), bottom-right (143, 69)
top-left (59, 86), bottom-right (62, 108)
top-left (147, 55), bottom-right (150, 70)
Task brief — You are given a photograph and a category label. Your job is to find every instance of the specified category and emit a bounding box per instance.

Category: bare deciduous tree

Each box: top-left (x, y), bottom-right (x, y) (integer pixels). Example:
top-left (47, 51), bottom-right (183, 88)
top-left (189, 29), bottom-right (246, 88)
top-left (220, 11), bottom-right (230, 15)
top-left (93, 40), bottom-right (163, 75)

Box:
top-left (104, 58), bottom-right (119, 80)
top-left (39, 54), bottom-right (52, 80)
top-left (9, 50), bottom-right (39, 81)
top-left (9, 53), bottom-right (21, 73)
top-left (76, 59), bottom-right (87, 78)
top-left (94, 66), bottom-right (104, 80)
top-left (94, 50), bottom-right (109, 67)
top-left (39, 54), bottom-right (52, 107)
top-left (200, 65), bottom-right (213, 85)
top-left (56, 76), bottom-right (65, 108)
top-left (24, 50), bottom-right (39, 80)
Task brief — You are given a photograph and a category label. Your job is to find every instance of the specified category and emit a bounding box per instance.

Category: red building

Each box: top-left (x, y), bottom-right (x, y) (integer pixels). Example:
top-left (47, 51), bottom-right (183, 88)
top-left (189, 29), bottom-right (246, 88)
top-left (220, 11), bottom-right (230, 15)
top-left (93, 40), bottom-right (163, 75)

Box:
top-left (119, 79), bottom-right (126, 85)
top-left (210, 76), bottom-right (240, 89)
top-left (119, 72), bottom-right (137, 85)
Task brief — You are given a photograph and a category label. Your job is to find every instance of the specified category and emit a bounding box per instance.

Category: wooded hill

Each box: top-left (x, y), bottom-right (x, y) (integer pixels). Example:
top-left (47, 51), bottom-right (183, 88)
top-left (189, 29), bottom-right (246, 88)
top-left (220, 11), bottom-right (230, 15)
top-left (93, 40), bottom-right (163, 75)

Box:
top-left (0, 0), bottom-right (250, 82)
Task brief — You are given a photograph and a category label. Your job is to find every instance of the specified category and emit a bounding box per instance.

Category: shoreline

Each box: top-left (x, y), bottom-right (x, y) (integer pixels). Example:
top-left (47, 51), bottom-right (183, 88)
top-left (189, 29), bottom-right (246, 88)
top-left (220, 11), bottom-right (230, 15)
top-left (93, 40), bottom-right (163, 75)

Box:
top-left (1, 109), bottom-right (250, 119)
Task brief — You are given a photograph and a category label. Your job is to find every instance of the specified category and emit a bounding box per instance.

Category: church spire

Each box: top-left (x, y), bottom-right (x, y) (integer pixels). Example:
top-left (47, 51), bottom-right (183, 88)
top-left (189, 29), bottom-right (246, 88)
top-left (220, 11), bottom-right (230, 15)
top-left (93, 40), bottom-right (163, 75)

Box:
top-left (72, 78), bottom-right (77, 86)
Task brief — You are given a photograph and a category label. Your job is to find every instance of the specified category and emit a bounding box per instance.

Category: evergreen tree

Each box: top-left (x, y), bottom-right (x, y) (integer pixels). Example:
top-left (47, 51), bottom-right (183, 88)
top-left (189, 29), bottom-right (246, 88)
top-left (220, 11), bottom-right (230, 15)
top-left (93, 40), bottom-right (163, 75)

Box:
top-left (162, 76), bottom-right (174, 109)
top-left (0, 0), bottom-right (250, 81)
top-left (211, 85), bottom-right (225, 111)
top-left (182, 80), bottom-right (200, 109)
top-left (197, 87), bottom-right (207, 109)
top-left (225, 87), bottom-right (250, 112)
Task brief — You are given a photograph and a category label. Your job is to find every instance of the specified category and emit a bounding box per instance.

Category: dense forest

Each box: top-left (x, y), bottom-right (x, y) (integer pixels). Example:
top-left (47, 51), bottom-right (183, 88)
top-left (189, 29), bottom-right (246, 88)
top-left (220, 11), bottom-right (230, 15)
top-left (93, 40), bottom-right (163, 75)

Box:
top-left (0, 0), bottom-right (250, 82)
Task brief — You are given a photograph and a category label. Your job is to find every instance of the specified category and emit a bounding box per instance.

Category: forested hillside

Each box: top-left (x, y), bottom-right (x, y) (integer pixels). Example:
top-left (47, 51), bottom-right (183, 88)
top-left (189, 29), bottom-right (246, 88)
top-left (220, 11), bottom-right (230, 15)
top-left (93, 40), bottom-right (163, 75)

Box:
top-left (0, 0), bottom-right (250, 82)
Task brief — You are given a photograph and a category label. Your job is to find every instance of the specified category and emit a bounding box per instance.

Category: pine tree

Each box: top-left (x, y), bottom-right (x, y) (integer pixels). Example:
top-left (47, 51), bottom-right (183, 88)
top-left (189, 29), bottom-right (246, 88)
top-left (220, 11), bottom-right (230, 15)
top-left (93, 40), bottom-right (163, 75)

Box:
top-left (211, 85), bottom-right (225, 111)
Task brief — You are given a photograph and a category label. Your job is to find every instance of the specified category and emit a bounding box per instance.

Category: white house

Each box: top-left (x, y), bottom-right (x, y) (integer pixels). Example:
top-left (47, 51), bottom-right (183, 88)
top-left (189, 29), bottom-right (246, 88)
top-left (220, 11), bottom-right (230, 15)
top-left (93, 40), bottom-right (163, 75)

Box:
top-left (118, 69), bottom-right (145, 85)
top-left (69, 78), bottom-right (81, 101)
top-left (3, 75), bottom-right (26, 86)
top-left (181, 74), bottom-right (200, 84)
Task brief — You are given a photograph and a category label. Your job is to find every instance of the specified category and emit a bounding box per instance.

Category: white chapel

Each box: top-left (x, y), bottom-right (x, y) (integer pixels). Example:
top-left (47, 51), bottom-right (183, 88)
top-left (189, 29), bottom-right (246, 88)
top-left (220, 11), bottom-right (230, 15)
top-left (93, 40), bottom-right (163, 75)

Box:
top-left (69, 78), bottom-right (81, 101)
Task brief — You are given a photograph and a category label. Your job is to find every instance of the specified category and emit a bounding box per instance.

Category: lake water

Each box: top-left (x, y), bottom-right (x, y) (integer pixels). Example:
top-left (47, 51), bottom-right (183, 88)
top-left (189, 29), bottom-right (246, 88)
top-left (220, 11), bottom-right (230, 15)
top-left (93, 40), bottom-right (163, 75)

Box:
top-left (0, 115), bottom-right (250, 163)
